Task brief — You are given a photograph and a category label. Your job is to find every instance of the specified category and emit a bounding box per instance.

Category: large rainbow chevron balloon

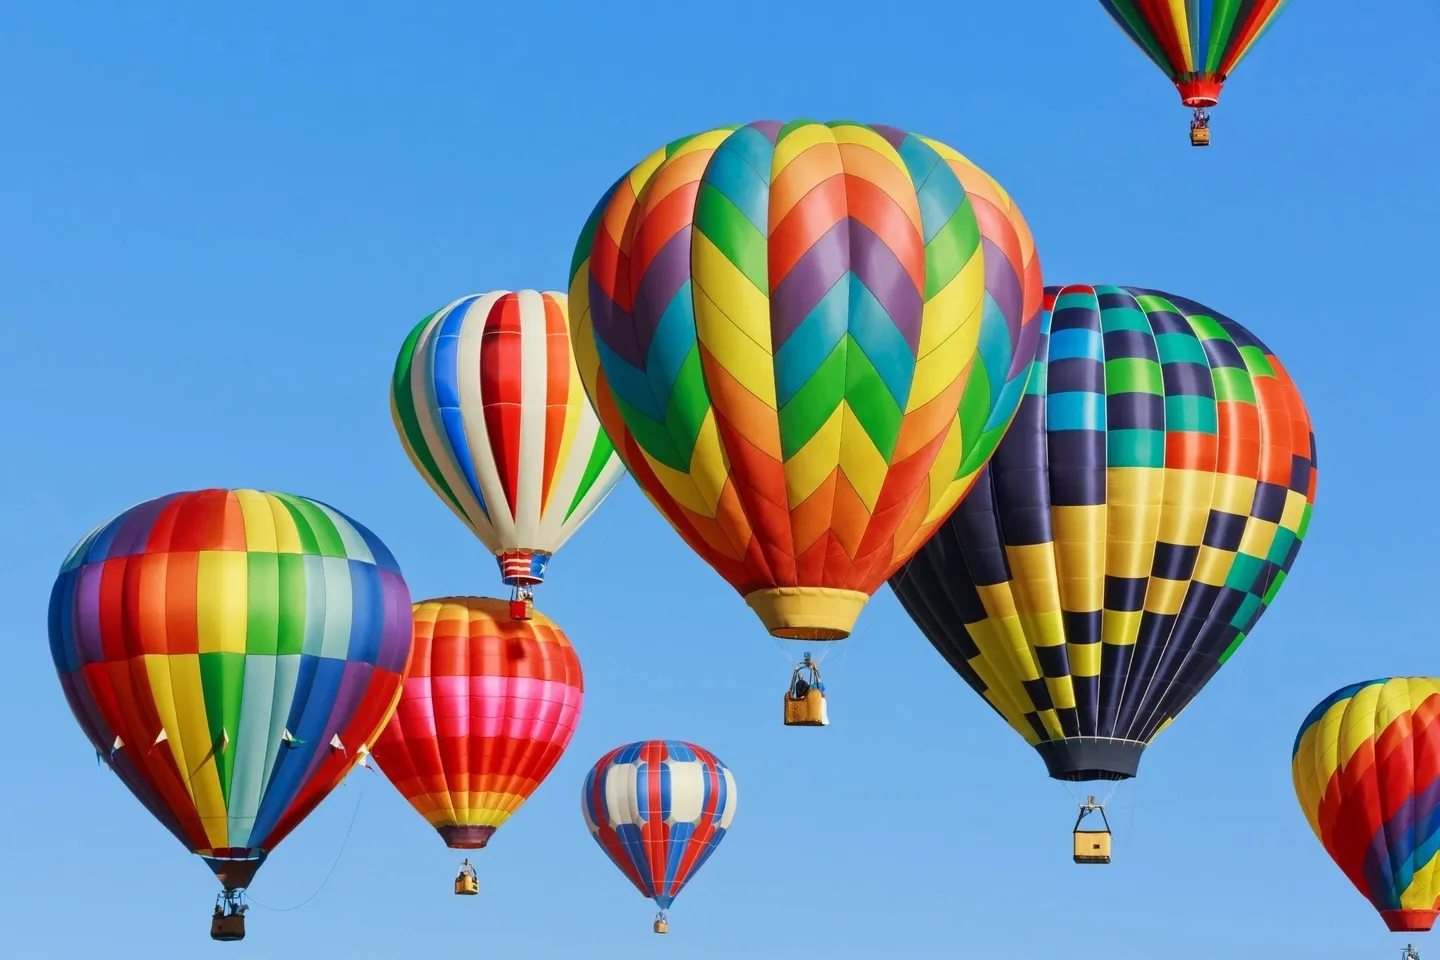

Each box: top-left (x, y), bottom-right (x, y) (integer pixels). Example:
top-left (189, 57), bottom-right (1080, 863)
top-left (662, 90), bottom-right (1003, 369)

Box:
top-left (568, 120), bottom-right (1042, 643)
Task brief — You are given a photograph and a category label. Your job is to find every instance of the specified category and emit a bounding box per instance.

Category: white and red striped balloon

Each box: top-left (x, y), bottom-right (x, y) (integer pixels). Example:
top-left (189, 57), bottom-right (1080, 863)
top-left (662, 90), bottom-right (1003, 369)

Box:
top-left (391, 291), bottom-right (626, 589)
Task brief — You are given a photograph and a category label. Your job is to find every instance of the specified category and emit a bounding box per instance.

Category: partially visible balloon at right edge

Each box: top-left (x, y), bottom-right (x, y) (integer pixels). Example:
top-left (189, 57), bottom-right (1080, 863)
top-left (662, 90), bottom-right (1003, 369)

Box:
top-left (581, 740), bottom-right (736, 931)
top-left (1293, 679), bottom-right (1440, 934)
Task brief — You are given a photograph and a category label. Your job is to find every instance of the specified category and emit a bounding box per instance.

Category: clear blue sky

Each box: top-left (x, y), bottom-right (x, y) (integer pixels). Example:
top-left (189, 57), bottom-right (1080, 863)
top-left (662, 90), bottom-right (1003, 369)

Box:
top-left (3, 2), bottom-right (1437, 957)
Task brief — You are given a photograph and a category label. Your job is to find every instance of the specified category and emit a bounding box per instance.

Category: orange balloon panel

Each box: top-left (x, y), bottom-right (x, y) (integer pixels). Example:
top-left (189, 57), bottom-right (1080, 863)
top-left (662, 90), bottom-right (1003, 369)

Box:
top-left (370, 597), bottom-right (583, 847)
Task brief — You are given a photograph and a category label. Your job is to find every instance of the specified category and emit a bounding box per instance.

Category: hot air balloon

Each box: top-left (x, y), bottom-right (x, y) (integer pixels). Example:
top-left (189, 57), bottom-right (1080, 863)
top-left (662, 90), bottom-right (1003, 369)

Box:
top-left (1294, 679), bottom-right (1440, 955)
top-left (890, 285), bottom-right (1316, 857)
top-left (391, 290), bottom-right (627, 619)
top-left (370, 596), bottom-right (583, 895)
top-left (568, 120), bottom-right (1042, 722)
top-left (47, 489), bottom-right (414, 940)
top-left (1098, 0), bottom-right (1292, 145)
top-left (581, 740), bottom-right (736, 933)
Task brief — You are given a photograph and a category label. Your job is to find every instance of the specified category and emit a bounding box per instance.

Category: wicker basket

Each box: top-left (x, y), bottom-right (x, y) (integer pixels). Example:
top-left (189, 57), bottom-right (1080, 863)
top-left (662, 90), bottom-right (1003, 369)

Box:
top-left (784, 688), bottom-right (827, 726)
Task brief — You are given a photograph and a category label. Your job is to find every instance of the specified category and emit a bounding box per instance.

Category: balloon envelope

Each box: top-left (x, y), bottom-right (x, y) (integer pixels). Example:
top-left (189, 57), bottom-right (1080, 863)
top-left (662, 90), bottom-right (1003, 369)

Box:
top-left (391, 290), bottom-right (627, 587)
top-left (371, 596), bottom-right (583, 848)
top-left (581, 740), bottom-right (736, 911)
top-left (569, 120), bottom-right (1042, 641)
top-left (1099, 0), bottom-right (1291, 106)
top-left (891, 285), bottom-right (1315, 780)
top-left (48, 488), bottom-right (414, 890)
top-left (1293, 678), bottom-right (1440, 933)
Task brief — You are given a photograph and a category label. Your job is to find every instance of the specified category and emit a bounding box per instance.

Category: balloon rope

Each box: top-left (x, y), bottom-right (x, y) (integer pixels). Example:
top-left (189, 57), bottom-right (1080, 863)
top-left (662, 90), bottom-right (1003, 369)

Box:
top-left (247, 780), bottom-right (366, 913)
top-left (831, 637), bottom-right (851, 685)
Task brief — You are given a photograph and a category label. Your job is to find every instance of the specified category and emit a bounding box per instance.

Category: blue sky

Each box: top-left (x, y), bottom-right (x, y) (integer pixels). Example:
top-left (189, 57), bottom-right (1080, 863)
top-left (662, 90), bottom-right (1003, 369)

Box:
top-left (3, 1), bottom-right (1438, 957)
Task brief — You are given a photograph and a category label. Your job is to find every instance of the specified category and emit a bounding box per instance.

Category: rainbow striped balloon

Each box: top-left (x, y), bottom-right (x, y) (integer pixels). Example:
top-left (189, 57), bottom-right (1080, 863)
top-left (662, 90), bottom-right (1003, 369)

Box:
top-left (391, 291), bottom-right (626, 589)
top-left (569, 120), bottom-right (1042, 642)
top-left (1293, 678), bottom-right (1440, 934)
top-left (48, 489), bottom-right (414, 893)
top-left (1099, 0), bottom-right (1291, 107)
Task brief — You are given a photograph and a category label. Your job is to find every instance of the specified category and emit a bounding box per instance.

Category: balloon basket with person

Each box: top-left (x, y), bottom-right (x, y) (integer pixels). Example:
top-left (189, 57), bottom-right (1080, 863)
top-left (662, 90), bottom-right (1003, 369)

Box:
top-left (1189, 109), bottom-right (1212, 147)
top-left (453, 859), bottom-right (480, 896)
top-left (783, 653), bottom-right (828, 727)
top-left (210, 890), bottom-right (249, 942)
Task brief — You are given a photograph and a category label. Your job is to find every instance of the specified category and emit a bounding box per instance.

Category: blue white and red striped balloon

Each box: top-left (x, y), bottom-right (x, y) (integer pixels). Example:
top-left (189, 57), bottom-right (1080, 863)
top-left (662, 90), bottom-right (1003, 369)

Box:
top-left (580, 740), bottom-right (737, 928)
top-left (390, 291), bottom-right (626, 592)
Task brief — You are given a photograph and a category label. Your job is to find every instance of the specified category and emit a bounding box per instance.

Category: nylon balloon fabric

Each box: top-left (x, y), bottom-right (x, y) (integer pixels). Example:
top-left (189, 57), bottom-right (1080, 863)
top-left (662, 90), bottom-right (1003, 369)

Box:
top-left (581, 740), bottom-right (737, 915)
top-left (1293, 679), bottom-right (1440, 933)
top-left (568, 120), bottom-right (1042, 642)
top-left (47, 489), bottom-right (414, 890)
top-left (1099, 0), bottom-right (1291, 106)
top-left (370, 597), bottom-right (583, 848)
top-left (890, 285), bottom-right (1316, 781)
top-left (391, 290), bottom-right (626, 587)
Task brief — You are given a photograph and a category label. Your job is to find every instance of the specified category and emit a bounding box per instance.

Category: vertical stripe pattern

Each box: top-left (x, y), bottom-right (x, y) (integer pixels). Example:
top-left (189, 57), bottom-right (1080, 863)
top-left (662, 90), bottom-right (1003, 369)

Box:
top-left (581, 740), bottom-right (737, 912)
top-left (890, 285), bottom-right (1316, 780)
top-left (48, 489), bottom-right (414, 876)
top-left (568, 120), bottom-right (1042, 640)
top-left (370, 597), bottom-right (583, 847)
top-left (1293, 679), bottom-right (1440, 933)
top-left (391, 290), bottom-right (627, 587)
top-left (1098, 0), bottom-right (1292, 106)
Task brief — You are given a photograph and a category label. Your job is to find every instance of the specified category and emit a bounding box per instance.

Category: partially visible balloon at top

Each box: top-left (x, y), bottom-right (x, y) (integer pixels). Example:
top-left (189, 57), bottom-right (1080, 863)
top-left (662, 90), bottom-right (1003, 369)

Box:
top-left (390, 290), bottom-right (627, 592)
top-left (1098, 0), bottom-right (1292, 107)
top-left (567, 119), bottom-right (1043, 644)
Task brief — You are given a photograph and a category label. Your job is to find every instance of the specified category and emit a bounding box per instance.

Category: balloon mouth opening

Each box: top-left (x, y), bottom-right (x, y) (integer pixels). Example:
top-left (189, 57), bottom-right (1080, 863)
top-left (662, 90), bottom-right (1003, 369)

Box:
top-left (203, 852), bottom-right (266, 893)
top-left (744, 587), bottom-right (868, 640)
top-left (770, 626), bottom-right (849, 641)
top-left (1034, 738), bottom-right (1146, 781)
top-left (1176, 76), bottom-right (1223, 108)
top-left (1382, 909), bottom-right (1439, 933)
top-left (439, 825), bottom-right (496, 849)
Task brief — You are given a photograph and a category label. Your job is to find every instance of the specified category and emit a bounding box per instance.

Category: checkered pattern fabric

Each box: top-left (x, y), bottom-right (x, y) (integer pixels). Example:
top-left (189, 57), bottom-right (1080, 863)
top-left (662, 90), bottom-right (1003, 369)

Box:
top-left (891, 284), bottom-right (1316, 775)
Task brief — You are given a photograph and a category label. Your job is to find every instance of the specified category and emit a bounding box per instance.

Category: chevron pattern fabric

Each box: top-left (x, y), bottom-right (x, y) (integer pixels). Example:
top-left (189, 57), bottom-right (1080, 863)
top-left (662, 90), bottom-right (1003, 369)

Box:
top-left (568, 120), bottom-right (1042, 640)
